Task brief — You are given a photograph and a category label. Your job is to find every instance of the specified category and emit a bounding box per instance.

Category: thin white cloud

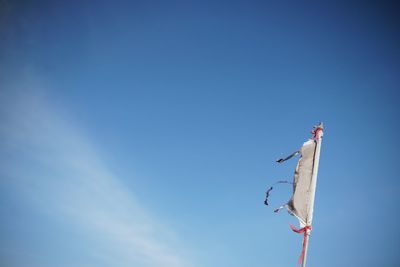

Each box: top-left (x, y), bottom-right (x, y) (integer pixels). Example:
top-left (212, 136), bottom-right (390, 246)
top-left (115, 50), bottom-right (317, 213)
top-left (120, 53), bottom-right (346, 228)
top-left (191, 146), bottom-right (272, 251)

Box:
top-left (0, 83), bottom-right (194, 267)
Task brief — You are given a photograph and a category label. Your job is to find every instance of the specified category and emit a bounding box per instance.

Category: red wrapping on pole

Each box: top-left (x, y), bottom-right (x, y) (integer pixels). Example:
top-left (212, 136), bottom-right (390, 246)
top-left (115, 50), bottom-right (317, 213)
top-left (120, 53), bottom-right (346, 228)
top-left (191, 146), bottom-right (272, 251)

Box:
top-left (290, 224), bottom-right (312, 265)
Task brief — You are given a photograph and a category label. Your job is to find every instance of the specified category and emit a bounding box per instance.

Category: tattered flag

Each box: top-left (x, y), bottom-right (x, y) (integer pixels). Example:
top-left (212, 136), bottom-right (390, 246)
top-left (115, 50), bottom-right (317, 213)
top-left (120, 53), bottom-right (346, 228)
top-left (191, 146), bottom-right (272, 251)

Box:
top-left (287, 139), bottom-right (317, 226)
top-left (265, 123), bottom-right (324, 266)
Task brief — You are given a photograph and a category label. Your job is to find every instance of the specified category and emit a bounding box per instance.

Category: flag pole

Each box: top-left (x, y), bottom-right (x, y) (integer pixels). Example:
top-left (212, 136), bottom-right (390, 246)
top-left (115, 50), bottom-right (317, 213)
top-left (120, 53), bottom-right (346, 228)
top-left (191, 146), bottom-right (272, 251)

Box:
top-left (301, 122), bottom-right (324, 267)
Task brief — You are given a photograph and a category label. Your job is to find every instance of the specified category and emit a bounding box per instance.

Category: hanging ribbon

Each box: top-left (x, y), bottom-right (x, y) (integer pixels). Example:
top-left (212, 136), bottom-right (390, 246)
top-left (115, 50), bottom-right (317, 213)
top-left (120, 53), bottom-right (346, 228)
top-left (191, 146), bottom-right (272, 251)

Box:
top-left (264, 180), bottom-right (292, 206)
top-left (290, 224), bottom-right (312, 265)
top-left (276, 151), bottom-right (300, 163)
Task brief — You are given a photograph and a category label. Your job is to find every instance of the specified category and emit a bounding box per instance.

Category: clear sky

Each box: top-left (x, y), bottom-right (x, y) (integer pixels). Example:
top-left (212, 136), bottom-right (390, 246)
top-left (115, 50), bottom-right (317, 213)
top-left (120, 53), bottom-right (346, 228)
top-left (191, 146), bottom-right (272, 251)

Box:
top-left (1, 1), bottom-right (399, 267)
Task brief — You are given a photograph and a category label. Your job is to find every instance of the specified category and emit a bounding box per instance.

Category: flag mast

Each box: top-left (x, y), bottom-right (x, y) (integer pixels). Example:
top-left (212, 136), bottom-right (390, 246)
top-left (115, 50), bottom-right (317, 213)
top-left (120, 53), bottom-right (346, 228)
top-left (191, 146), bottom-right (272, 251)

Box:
top-left (301, 122), bottom-right (324, 267)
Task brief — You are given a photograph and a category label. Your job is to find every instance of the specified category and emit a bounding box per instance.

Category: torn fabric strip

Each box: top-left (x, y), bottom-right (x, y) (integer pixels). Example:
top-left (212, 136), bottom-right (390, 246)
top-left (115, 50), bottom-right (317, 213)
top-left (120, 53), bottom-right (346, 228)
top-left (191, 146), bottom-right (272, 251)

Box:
top-left (276, 151), bottom-right (300, 163)
top-left (264, 180), bottom-right (292, 206)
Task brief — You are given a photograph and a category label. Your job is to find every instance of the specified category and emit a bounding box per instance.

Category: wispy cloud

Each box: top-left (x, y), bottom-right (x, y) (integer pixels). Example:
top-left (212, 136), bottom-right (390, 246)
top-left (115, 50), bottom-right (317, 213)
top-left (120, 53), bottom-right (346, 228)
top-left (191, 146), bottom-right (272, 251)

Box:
top-left (0, 83), bottom-right (194, 267)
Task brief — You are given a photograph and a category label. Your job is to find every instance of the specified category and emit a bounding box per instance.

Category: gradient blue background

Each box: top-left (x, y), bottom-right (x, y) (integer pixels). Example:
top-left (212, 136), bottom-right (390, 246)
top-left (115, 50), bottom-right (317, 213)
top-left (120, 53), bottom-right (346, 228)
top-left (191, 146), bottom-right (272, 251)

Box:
top-left (1, 1), bottom-right (399, 266)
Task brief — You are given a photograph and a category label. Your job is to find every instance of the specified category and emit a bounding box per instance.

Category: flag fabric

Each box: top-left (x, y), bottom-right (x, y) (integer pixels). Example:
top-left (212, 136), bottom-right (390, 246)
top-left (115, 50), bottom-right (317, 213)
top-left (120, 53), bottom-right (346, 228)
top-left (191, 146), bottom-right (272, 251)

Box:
top-left (287, 139), bottom-right (317, 226)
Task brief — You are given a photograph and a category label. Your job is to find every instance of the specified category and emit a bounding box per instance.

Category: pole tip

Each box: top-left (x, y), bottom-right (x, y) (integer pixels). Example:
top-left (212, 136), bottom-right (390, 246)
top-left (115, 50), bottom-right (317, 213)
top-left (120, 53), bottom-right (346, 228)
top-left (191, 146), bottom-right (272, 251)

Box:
top-left (312, 122), bottom-right (324, 138)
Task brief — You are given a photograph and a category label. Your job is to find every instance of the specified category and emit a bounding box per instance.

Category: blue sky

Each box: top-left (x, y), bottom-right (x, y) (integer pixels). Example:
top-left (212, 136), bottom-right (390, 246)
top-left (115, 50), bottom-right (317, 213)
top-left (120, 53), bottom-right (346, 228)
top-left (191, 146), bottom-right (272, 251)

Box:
top-left (0, 1), bottom-right (399, 266)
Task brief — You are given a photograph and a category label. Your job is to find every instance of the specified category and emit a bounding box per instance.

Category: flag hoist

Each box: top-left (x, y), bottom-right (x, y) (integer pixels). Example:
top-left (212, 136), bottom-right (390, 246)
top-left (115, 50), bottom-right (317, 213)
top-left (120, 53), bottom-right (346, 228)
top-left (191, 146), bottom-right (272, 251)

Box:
top-left (264, 122), bottom-right (324, 267)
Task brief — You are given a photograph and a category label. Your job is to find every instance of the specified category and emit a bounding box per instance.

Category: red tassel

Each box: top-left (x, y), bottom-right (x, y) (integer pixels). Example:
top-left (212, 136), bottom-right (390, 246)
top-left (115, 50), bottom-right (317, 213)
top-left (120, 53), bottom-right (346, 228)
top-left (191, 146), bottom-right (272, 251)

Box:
top-left (290, 224), bottom-right (312, 265)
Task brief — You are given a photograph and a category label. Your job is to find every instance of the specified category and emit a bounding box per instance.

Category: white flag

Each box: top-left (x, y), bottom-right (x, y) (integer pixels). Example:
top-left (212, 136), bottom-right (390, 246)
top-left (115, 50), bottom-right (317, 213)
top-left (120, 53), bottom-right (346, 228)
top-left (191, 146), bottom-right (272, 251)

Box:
top-left (287, 139), bottom-right (317, 226)
top-left (265, 123), bottom-right (323, 265)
